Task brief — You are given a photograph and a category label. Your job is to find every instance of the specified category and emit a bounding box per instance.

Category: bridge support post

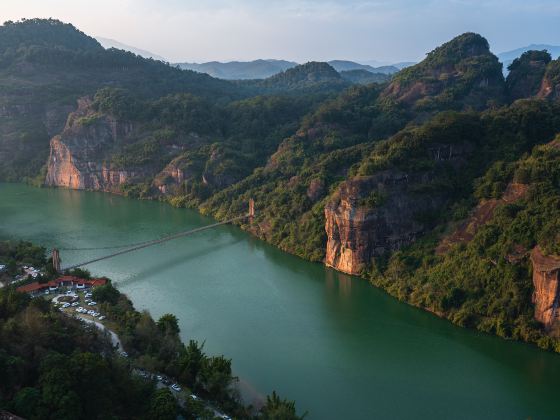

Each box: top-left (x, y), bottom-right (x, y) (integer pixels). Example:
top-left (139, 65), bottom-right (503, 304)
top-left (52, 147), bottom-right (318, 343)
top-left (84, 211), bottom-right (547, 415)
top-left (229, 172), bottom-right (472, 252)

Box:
top-left (249, 198), bottom-right (255, 222)
top-left (52, 248), bottom-right (61, 273)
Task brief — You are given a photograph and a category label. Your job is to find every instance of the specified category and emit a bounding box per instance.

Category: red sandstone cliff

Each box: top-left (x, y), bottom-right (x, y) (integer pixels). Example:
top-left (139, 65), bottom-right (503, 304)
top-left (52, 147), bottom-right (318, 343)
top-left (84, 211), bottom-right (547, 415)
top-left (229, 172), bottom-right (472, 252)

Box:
top-left (537, 59), bottom-right (560, 100)
top-left (531, 247), bottom-right (560, 333)
top-left (45, 98), bottom-right (135, 191)
top-left (325, 171), bottom-right (446, 275)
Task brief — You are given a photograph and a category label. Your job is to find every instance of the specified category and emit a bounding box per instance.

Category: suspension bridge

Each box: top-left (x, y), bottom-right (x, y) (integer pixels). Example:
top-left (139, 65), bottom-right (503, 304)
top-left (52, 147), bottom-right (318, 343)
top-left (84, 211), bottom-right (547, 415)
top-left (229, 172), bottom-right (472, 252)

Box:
top-left (52, 199), bottom-right (255, 273)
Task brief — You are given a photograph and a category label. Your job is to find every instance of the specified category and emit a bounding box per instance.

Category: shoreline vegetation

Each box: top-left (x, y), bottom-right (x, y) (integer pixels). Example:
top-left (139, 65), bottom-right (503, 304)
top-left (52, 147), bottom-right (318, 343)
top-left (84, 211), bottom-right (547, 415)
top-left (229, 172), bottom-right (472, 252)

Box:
top-left (0, 239), bottom-right (306, 419)
top-left (0, 18), bottom-right (560, 365)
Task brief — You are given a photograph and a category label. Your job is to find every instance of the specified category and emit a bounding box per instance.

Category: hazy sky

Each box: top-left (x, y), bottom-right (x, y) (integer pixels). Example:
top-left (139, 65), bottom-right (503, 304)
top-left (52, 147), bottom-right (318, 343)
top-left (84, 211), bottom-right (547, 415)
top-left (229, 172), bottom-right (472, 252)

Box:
top-left (2, 0), bottom-right (560, 63)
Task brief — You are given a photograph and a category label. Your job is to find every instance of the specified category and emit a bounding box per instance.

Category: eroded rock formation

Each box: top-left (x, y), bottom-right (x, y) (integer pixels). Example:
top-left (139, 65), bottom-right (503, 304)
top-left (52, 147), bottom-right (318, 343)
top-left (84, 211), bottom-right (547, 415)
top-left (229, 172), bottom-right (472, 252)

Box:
top-left (325, 171), bottom-right (446, 275)
top-left (537, 59), bottom-right (560, 100)
top-left (531, 246), bottom-right (560, 331)
top-left (45, 98), bottom-right (134, 191)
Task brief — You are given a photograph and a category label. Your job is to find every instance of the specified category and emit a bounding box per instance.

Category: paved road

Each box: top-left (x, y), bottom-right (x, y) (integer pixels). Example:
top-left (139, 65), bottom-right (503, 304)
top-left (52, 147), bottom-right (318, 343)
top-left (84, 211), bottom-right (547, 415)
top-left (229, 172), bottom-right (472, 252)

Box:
top-left (77, 315), bottom-right (123, 349)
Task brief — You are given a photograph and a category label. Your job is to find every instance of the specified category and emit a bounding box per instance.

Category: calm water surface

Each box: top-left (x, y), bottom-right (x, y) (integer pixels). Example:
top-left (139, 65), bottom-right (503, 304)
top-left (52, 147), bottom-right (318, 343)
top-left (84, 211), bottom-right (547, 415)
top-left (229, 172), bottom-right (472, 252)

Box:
top-left (1, 183), bottom-right (560, 419)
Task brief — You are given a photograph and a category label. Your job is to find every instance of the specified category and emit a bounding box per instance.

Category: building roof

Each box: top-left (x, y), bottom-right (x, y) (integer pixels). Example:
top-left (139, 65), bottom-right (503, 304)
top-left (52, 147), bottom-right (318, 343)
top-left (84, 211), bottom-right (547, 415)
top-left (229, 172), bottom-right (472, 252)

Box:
top-left (17, 277), bottom-right (108, 293)
top-left (16, 281), bottom-right (56, 293)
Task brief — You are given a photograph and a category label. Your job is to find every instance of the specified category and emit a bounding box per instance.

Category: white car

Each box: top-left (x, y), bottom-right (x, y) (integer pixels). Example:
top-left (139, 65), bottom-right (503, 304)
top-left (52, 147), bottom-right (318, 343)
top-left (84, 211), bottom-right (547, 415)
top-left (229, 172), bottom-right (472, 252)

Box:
top-left (71, 302), bottom-right (79, 307)
top-left (88, 310), bottom-right (95, 315)
top-left (85, 293), bottom-right (93, 298)
top-left (190, 394), bottom-right (199, 400)
top-left (171, 384), bottom-right (181, 392)
top-left (88, 301), bottom-right (97, 306)
top-left (98, 316), bottom-right (106, 321)
top-left (62, 303), bottom-right (70, 308)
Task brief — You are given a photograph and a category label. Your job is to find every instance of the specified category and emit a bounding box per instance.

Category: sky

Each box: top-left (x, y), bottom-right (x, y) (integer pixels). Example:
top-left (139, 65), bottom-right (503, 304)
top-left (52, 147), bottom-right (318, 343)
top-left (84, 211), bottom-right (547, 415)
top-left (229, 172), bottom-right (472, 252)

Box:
top-left (2, 0), bottom-right (560, 63)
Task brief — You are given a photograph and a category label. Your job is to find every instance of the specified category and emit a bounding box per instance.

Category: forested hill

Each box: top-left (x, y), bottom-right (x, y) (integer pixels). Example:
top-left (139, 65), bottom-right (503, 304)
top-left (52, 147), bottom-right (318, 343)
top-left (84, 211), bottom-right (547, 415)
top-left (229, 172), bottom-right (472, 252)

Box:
top-left (3, 19), bottom-right (560, 352)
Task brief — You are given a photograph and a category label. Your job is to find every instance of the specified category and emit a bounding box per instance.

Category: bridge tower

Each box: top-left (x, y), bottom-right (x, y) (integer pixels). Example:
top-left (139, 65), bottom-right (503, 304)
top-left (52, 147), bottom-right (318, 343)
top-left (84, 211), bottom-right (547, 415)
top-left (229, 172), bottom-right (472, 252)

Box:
top-left (249, 198), bottom-right (255, 221)
top-left (52, 248), bottom-right (61, 273)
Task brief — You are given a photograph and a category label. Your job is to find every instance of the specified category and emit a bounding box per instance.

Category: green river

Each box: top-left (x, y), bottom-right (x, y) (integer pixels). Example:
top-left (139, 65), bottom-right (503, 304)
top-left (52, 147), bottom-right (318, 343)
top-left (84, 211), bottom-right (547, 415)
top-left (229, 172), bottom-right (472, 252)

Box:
top-left (1, 183), bottom-right (560, 419)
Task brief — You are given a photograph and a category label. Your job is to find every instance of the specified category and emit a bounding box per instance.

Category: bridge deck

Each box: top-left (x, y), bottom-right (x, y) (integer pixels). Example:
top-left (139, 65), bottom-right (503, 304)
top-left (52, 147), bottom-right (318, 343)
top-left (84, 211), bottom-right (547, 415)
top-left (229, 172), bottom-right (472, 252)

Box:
top-left (61, 213), bottom-right (250, 271)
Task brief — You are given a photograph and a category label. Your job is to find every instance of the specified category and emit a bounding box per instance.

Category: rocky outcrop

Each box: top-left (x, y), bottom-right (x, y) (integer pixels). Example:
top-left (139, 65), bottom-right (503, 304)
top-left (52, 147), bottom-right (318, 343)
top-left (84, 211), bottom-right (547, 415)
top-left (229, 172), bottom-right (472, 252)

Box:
top-left (506, 50), bottom-right (551, 100)
top-left (531, 246), bottom-right (560, 332)
top-left (45, 98), bottom-right (134, 191)
top-left (537, 59), bottom-right (560, 100)
top-left (153, 157), bottom-right (191, 195)
top-left (325, 171), bottom-right (446, 275)
top-left (382, 33), bottom-right (505, 110)
top-left (436, 182), bottom-right (528, 254)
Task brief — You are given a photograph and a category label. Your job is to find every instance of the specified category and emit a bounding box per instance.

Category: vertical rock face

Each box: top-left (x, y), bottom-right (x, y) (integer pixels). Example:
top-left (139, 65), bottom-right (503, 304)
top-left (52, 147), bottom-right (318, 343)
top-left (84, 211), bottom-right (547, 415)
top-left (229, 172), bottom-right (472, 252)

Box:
top-left (531, 246), bottom-right (560, 331)
top-left (45, 98), bottom-right (134, 191)
top-left (153, 159), bottom-right (188, 195)
top-left (537, 59), bottom-right (560, 100)
top-left (324, 171), bottom-right (446, 275)
top-left (506, 50), bottom-right (551, 101)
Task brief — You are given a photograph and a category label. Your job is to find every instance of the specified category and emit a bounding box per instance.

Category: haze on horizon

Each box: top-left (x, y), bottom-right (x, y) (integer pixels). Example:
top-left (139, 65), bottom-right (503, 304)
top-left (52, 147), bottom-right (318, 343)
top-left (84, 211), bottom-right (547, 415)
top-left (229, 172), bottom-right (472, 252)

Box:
top-left (2, 0), bottom-right (560, 64)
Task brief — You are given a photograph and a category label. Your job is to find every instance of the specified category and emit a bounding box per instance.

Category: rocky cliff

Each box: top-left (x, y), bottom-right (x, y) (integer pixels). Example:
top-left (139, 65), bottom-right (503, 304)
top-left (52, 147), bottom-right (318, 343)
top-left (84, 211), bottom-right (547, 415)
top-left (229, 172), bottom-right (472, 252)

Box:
top-left (506, 50), bottom-right (551, 101)
top-left (325, 171), bottom-right (446, 275)
top-left (537, 59), bottom-right (560, 100)
top-left (531, 246), bottom-right (560, 333)
top-left (45, 98), bottom-right (134, 191)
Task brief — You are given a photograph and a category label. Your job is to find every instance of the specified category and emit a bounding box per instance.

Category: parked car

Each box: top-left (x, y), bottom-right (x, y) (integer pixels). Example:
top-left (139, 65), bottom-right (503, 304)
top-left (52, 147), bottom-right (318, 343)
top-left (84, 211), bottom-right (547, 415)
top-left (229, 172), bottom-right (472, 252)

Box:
top-left (98, 316), bottom-right (106, 321)
top-left (88, 301), bottom-right (97, 306)
top-left (71, 302), bottom-right (79, 307)
top-left (120, 351), bottom-right (128, 358)
top-left (190, 394), bottom-right (199, 400)
top-left (171, 384), bottom-right (181, 392)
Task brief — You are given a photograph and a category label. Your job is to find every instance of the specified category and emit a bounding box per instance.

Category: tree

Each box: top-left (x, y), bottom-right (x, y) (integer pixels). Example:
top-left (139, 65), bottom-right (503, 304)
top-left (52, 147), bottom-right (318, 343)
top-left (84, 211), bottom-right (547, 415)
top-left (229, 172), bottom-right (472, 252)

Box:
top-left (178, 340), bottom-right (205, 387)
top-left (258, 391), bottom-right (305, 420)
top-left (200, 356), bottom-right (235, 402)
top-left (92, 281), bottom-right (120, 305)
top-left (12, 387), bottom-right (40, 418)
top-left (147, 388), bottom-right (178, 420)
top-left (157, 313), bottom-right (180, 336)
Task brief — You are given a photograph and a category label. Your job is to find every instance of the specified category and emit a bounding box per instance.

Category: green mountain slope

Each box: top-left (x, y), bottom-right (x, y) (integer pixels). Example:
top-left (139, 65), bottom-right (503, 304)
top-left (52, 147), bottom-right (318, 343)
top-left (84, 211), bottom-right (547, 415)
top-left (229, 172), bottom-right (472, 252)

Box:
top-left (2, 20), bottom-right (560, 351)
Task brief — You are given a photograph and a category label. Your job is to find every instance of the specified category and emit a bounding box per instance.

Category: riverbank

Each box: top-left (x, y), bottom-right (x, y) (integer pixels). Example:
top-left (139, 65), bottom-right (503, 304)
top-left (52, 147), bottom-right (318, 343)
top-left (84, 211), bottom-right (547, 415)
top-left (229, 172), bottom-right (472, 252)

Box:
top-left (3, 183), bottom-right (560, 419)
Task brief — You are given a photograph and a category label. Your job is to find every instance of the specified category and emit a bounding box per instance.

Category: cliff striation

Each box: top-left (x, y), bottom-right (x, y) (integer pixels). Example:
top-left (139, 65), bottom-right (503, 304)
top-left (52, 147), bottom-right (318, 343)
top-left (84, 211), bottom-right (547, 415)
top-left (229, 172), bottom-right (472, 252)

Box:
top-left (531, 246), bottom-right (560, 333)
top-left (325, 171), bottom-right (446, 275)
top-left (506, 50), bottom-right (551, 101)
top-left (537, 59), bottom-right (560, 100)
top-left (45, 98), bottom-right (134, 191)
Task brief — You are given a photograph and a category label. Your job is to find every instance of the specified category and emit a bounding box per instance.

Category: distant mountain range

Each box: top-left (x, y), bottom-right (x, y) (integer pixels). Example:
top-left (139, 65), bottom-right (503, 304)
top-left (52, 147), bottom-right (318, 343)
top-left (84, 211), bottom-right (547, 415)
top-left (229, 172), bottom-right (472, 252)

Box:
top-left (176, 59), bottom-right (402, 80)
top-left (95, 35), bottom-right (560, 80)
top-left (176, 59), bottom-right (298, 80)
